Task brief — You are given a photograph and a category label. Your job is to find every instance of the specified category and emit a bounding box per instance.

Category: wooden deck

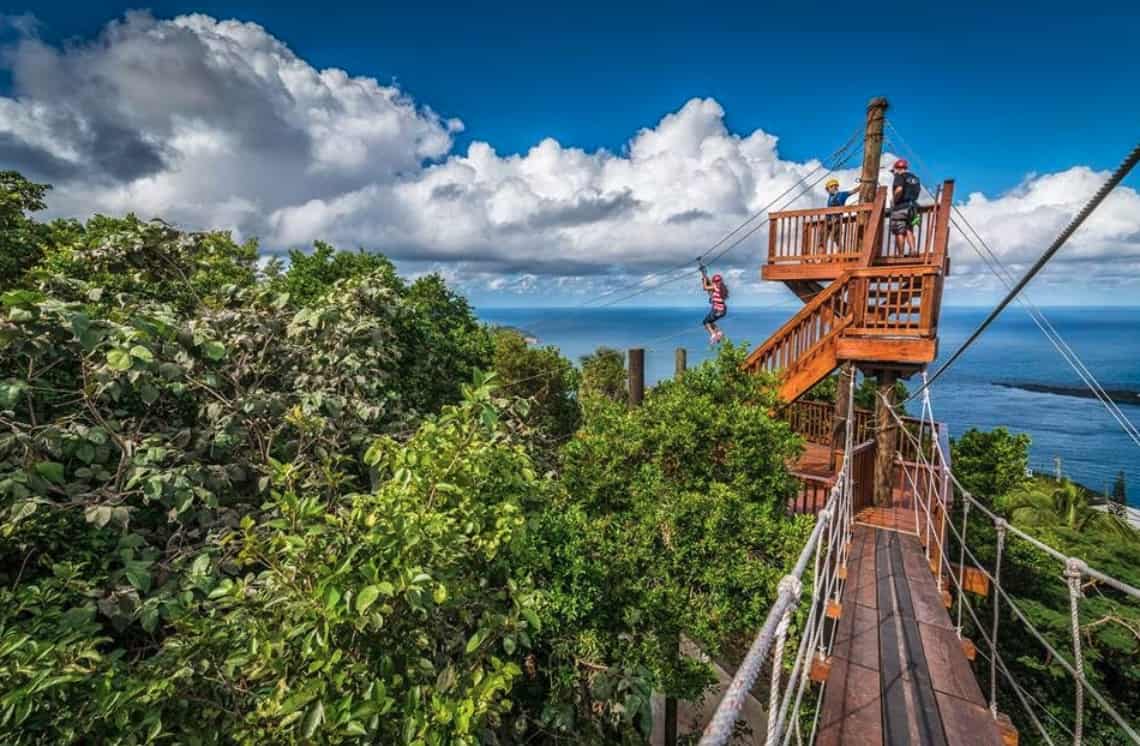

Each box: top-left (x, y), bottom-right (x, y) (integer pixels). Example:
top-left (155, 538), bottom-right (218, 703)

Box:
top-left (816, 523), bottom-right (1002, 746)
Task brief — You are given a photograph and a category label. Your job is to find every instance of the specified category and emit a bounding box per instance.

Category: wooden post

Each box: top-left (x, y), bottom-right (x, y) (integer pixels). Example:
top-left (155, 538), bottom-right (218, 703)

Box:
top-left (628, 348), bottom-right (645, 407)
top-left (873, 371), bottom-right (899, 507)
top-left (858, 97), bottom-right (889, 205)
top-left (674, 347), bottom-right (687, 377)
top-left (833, 97), bottom-right (887, 467)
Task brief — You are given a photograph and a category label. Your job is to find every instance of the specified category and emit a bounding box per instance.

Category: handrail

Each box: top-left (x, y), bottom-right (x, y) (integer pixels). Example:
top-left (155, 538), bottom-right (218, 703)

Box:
top-left (768, 202), bottom-right (875, 220)
top-left (743, 275), bottom-right (851, 372)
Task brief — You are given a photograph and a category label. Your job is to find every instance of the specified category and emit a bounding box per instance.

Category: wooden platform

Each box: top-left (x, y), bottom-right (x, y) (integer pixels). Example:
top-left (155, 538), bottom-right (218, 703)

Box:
top-left (816, 524), bottom-right (1002, 746)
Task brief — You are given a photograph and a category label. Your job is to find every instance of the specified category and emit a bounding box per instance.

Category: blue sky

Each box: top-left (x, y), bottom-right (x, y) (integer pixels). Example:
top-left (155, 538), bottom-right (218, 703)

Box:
top-left (4, 2), bottom-right (1140, 306)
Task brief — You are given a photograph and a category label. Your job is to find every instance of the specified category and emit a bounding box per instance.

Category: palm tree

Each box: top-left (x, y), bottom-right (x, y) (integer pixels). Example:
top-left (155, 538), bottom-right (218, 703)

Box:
top-left (1003, 479), bottom-right (1137, 541)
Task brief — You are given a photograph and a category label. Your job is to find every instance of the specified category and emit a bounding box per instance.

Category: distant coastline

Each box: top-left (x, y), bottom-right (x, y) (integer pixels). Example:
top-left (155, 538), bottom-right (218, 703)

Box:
top-left (995, 381), bottom-right (1140, 406)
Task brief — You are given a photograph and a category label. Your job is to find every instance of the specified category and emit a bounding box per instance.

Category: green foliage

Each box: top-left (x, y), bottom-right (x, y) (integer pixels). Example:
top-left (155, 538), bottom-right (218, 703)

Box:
top-left (34, 213), bottom-right (259, 312)
top-left (1111, 470), bottom-right (1127, 514)
top-left (950, 426), bottom-right (1030, 504)
top-left (803, 370), bottom-right (909, 413)
top-left (270, 241), bottom-right (402, 307)
top-left (0, 170), bottom-right (810, 744)
top-left (0, 172), bottom-right (51, 291)
top-left (950, 429), bottom-right (1140, 745)
top-left (527, 344), bottom-right (811, 741)
top-left (578, 347), bottom-right (627, 414)
top-left (492, 330), bottom-right (580, 455)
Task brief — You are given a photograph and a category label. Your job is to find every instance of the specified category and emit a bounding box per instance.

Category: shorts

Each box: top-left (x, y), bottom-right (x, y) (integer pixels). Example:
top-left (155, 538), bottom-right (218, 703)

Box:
top-left (704, 307), bottom-right (726, 325)
top-left (890, 203), bottom-right (918, 236)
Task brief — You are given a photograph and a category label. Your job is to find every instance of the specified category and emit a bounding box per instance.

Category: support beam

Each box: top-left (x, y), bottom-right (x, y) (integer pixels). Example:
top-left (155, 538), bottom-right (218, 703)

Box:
top-left (873, 371), bottom-right (899, 507)
top-left (831, 364), bottom-right (854, 469)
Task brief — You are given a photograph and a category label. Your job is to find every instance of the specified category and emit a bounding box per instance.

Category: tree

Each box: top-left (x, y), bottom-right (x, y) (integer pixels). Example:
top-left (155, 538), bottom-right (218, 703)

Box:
top-left (1111, 470), bottom-right (1128, 517)
top-left (579, 347), bottom-right (626, 411)
top-left (1002, 478), bottom-right (1135, 539)
top-left (0, 172), bottom-right (51, 291)
top-left (528, 344), bottom-right (810, 742)
top-left (950, 427), bottom-right (1030, 505)
top-left (492, 330), bottom-right (581, 457)
top-left (270, 241), bottom-right (402, 306)
top-left (34, 213), bottom-right (259, 312)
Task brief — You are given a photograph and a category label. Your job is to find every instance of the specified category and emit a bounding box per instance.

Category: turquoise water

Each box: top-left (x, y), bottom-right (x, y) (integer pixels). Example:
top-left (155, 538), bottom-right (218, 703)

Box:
top-left (478, 305), bottom-right (1140, 506)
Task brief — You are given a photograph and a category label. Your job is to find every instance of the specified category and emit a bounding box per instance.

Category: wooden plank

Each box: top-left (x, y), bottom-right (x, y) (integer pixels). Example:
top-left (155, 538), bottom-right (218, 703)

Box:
top-left (935, 692), bottom-right (1003, 746)
top-left (836, 336), bottom-right (937, 364)
top-left (880, 531), bottom-right (948, 746)
top-left (816, 657), bottom-right (884, 746)
top-left (762, 262), bottom-right (855, 281)
top-left (901, 537), bottom-right (955, 629)
top-left (771, 203), bottom-right (874, 220)
top-left (832, 594), bottom-right (881, 671)
top-left (919, 624), bottom-right (987, 707)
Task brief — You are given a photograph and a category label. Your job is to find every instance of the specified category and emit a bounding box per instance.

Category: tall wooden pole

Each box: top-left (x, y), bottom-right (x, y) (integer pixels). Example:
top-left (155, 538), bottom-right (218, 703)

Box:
top-left (873, 370), bottom-right (899, 507)
top-left (858, 97), bottom-right (889, 204)
top-left (674, 347), bottom-right (687, 377)
top-left (832, 97), bottom-right (889, 467)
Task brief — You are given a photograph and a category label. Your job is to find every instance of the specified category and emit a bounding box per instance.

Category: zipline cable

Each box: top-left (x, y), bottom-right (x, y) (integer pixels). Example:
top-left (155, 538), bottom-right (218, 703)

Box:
top-left (906, 140), bottom-right (1140, 403)
top-left (885, 124), bottom-right (1140, 447)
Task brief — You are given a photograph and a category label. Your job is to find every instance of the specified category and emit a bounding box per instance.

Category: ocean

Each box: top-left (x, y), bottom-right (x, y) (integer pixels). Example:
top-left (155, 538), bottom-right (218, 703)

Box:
top-left (477, 305), bottom-right (1140, 507)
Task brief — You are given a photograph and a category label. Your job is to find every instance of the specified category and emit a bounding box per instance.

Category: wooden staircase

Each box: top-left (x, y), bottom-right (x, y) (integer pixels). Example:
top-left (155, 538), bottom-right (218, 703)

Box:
top-left (744, 182), bottom-right (954, 402)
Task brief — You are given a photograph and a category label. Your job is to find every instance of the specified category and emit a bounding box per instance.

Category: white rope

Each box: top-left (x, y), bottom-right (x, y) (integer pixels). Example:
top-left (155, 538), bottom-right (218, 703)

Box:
top-left (766, 608), bottom-right (793, 746)
top-left (1066, 557), bottom-right (1087, 746)
top-left (883, 399), bottom-right (1140, 742)
top-left (956, 500), bottom-right (970, 636)
top-left (990, 519), bottom-right (1007, 718)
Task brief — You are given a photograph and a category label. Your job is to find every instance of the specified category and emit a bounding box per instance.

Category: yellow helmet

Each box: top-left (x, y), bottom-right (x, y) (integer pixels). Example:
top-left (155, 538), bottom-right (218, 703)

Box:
top-left (825, 178), bottom-right (840, 189)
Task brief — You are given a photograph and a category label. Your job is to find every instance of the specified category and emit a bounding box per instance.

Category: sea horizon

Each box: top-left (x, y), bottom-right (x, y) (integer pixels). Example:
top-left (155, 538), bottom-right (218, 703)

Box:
top-left (477, 305), bottom-right (1140, 507)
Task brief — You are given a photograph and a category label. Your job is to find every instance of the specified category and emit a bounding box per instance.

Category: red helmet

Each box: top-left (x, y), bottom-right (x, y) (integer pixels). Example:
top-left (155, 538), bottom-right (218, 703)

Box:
top-left (712, 274), bottom-right (723, 282)
top-left (893, 159), bottom-right (909, 171)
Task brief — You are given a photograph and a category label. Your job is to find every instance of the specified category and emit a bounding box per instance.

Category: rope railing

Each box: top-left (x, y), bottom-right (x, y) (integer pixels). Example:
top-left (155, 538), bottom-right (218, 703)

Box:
top-left (699, 369), bottom-right (858, 746)
top-left (882, 386), bottom-right (1140, 744)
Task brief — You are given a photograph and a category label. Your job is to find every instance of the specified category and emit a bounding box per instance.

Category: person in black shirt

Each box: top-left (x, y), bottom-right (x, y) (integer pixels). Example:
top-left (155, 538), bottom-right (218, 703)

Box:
top-left (890, 159), bottom-right (921, 256)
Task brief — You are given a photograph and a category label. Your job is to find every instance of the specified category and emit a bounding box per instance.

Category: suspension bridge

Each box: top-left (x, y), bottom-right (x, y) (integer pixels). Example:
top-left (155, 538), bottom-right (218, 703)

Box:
top-left (679, 99), bottom-right (1140, 745)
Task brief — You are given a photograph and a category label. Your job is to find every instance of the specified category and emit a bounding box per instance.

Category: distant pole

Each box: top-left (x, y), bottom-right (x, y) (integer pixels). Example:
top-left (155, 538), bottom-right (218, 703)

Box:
top-left (629, 348), bottom-right (645, 407)
top-left (1054, 456), bottom-right (1063, 482)
top-left (675, 347), bottom-right (687, 377)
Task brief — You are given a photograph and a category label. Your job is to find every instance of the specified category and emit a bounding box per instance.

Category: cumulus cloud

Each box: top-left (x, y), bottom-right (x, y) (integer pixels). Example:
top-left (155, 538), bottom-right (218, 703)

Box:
top-left (3, 11), bottom-right (1139, 302)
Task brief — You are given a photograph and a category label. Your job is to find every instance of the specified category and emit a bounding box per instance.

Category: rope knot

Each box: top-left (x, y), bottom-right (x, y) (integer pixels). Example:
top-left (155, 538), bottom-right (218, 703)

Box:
top-left (817, 507), bottom-right (833, 525)
top-left (993, 517), bottom-right (1009, 537)
top-left (777, 575), bottom-right (803, 602)
top-left (1065, 557), bottom-right (1088, 581)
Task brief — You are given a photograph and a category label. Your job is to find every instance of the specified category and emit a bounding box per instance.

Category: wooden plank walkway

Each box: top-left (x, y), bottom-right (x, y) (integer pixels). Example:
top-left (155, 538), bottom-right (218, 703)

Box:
top-left (816, 522), bottom-right (1002, 746)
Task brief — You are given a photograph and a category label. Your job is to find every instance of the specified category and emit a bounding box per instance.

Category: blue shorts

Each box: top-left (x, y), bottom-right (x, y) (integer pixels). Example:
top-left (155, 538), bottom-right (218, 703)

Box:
top-left (704, 307), bottom-right (726, 325)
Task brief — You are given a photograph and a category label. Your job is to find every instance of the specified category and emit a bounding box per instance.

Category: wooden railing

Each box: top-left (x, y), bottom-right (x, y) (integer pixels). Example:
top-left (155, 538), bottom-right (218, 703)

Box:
top-left (848, 265), bottom-right (941, 337)
top-left (788, 474), bottom-right (832, 515)
top-left (875, 181), bottom-right (955, 268)
top-left (743, 276), bottom-right (852, 375)
top-left (767, 202), bottom-right (875, 268)
top-left (786, 399), bottom-right (872, 445)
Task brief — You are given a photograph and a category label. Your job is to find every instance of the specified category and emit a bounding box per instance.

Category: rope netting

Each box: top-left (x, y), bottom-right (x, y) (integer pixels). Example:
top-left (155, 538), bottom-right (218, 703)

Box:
top-left (883, 376), bottom-right (1140, 745)
top-left (699, 368), bottom-right (858, 746)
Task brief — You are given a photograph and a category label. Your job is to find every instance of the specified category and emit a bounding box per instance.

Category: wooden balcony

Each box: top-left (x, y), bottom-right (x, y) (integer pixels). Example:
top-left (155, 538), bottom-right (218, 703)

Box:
top-left (761, 181), bottom-right (954, 283)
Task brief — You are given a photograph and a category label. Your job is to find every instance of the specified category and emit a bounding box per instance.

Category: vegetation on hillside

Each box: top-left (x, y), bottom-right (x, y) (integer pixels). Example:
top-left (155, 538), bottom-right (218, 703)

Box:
top-left (0, 172), bottom-right (811, 744)
top-left (951, 427), bottom-right (1140, 745)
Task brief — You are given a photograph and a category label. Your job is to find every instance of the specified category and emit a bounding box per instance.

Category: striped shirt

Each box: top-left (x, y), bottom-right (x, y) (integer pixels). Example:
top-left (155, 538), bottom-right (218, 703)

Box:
top-left (710, 285), bottom-right (726, 312)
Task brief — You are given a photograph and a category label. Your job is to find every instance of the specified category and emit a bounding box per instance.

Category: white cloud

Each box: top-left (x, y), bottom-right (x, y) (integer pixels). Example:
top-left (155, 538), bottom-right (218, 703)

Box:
top-left (3, 11), bottom-right (1139, 303)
